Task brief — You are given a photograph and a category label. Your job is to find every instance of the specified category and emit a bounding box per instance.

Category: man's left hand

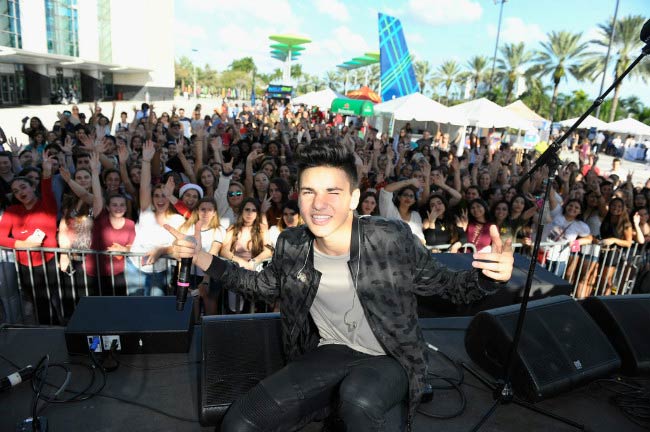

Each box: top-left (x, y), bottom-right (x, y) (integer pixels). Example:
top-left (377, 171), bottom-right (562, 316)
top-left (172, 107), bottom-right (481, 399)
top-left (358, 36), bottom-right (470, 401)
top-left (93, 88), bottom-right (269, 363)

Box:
top-left (472, 239), bottom-right (514, 282)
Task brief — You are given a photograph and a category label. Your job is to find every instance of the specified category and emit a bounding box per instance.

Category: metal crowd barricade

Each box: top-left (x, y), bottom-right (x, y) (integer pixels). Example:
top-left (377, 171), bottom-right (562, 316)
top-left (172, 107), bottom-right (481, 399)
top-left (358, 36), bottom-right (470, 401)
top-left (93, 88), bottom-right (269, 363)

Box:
top-left (425, 239), bottom-right (646, 297)
top-left (2, 238), bottom-right (647, 324)
top-left (0, 246), bottom-right (174, 325)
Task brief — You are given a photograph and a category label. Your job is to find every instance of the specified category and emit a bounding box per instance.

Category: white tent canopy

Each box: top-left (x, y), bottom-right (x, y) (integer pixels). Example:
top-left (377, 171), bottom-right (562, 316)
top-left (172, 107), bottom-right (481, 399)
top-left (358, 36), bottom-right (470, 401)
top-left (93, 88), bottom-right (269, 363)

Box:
top-left (606, 118), bottom-right (650, 136)
top-left (373, 92), bottom-right (466, 125)
top-left (505, 100), bottom-right (548, 124)
top-left (559, 115), bottom-right (609, 130)
top-left (448, 98), bottom-right (534, 130)
top-left (291, 88), bottom-right (344, 108)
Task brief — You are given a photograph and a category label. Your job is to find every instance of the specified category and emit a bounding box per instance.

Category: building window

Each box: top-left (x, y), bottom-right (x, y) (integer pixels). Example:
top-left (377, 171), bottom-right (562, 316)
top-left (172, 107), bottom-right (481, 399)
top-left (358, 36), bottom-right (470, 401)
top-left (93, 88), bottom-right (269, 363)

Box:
top-left (45, 0), bottom-right (79, 57)
top-left (97, 0), bottom-right (112, 63)
top-left (0, 0), bottom-right (22, 48)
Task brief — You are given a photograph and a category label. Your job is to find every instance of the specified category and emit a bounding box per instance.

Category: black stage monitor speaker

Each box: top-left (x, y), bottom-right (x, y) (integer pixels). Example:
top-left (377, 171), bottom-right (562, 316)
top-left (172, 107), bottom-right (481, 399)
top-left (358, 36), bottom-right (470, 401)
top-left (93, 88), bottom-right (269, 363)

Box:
top-left (65, 296), bottom-right (193, 354)
top-left (581, 294), bottom-right (650, 376)
top-left (465, 295), bottom-right (621, 402)
top-left (418, 253), bottom-right (573, 317)
top-left (199, 313), bottom-right (285, 426)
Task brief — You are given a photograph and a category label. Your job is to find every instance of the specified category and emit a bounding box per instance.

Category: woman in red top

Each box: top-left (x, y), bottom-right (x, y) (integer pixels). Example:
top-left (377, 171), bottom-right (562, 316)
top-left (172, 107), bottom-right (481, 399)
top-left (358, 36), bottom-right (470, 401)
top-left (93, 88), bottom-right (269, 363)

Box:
top-left (0, 155), bottom-right (61, 324)
top-left (85, 153), bottom-right (136, 296)
top-left (456, 198), bottom-right (501, 253)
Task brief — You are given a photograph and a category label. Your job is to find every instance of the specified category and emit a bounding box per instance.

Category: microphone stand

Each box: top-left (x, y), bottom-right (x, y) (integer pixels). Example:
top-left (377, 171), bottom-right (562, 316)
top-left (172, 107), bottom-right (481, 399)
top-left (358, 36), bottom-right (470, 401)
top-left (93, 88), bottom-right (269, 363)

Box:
top-left (466, 39), bottom-right (650, 432)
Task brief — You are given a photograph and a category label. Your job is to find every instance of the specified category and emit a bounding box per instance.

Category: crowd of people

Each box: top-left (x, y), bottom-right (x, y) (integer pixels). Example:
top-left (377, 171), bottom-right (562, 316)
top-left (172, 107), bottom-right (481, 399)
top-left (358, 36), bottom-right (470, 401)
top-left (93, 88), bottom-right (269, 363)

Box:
top-left (0, 99), bottom-right (648, 324)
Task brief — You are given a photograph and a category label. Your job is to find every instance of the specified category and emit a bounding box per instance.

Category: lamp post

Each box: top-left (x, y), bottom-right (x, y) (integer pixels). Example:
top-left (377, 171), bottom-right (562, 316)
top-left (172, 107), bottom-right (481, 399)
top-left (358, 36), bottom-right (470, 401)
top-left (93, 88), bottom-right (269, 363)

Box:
top-left (488, 0), bottom-right (507, 92)
top-left (594, 0), bottom-right (619, 119)
top-left (192, 48), bottom-right (198, 99)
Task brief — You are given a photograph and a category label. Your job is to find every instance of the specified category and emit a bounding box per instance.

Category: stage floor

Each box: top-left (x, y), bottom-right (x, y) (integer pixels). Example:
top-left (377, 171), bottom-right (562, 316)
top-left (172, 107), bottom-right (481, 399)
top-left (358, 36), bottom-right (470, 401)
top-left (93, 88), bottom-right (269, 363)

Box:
top-left (1, 318), bottom-right (646, 431)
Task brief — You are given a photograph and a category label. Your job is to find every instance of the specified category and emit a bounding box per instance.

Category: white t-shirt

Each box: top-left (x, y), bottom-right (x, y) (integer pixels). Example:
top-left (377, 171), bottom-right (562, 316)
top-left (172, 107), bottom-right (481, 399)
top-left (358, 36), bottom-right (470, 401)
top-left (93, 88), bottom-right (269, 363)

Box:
top-left (310, 248), bottom-right (385, 356)
top-left (378, 188), bottom-right (424, 241)
top-left (542, 205), bottom-right (590, 261)
top-left (186, 225), bottom-right (226, 276)
top-left (129, 208), bottom-right (185, 273)
top-left (267, 225), bottom-right (281, 249)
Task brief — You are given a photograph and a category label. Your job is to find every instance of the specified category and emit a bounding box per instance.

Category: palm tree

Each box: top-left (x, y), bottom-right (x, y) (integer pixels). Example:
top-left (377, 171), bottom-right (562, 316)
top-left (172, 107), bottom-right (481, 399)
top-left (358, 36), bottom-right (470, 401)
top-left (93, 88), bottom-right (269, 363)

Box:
top-left (531, 31), bottom-right (589, 123)
top-left (367, 63), bottom-right (381, 91)
top-left (466, 55), bottom-right (489, 98)
top-left (325, 71), bottom-right (340, 91)
top-left (496, 42), bottom-right (534, 104)
top-left (620, 95), bottom-right (643, 117)
top-left (520, 77), bottom-right (551, 115)
top-left (414, 60), bottom-right (431, 95)
top-left (434, 60), bottom-right (462, 103)
top-left (582, 15), bottom-right (650, 122)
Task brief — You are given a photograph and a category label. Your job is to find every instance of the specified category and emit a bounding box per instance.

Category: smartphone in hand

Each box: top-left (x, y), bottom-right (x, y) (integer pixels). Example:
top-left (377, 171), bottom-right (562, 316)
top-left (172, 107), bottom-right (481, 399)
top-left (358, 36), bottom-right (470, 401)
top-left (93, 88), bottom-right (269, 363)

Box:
top-left (31, 229), bottom-right (45, 243)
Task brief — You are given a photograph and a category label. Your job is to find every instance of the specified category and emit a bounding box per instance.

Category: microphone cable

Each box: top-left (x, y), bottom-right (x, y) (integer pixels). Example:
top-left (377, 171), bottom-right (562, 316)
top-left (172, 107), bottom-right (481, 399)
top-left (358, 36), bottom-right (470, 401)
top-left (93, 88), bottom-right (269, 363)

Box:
top-left (417, 343), bottom-right (468, 420)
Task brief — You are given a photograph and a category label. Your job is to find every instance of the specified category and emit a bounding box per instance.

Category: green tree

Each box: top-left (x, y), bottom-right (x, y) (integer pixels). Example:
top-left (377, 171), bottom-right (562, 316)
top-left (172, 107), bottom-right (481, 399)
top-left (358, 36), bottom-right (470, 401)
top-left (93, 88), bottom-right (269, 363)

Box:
top-left (174, 56), bottom-right (194, 90)
top-left (434, 60), bottom-right (462, 103)
top-left (582, 15), bottom-right (650, 122)
top-left (367, 64), bottom-right (381, 91)
top-left (466, 55), bottom-right (489, 99)
top-left (414, 60), bottom-right (431, 95)
top-left (291, 64), bottom-right (303, 80)
top-left (229, 57), bottom-right (256, 73)
top-left (520, 77), bottom-right (551, 115)
top-left (637, 108), bottom-right (650, 125)
top-left (531, 31), bottom-right (589, 123)
top-left (325, 70), bottom-right (341, 91)
top-left (620, 95), bottom-right (643, 117)
top-left (557, 89), bottom-right (591, 120)
top-left (496, 42), bottom-right (534, 104)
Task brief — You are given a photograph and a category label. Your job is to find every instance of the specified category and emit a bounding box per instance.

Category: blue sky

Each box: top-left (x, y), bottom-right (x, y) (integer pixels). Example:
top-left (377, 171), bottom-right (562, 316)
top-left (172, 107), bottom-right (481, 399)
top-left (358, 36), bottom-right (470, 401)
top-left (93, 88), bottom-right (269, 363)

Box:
top-left (175, 0), bottom-right (649, 106)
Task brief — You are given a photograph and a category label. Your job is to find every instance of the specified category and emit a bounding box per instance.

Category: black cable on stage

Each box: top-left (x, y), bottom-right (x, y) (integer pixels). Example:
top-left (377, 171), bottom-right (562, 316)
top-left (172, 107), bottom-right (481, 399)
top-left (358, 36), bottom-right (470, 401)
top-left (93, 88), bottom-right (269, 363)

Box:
top-left (92, 392), bottom-right (199, 422)
top-left (29, 350), bottom-right (199, 424)
top-left (589, 377), bottom-right (650, 430)
top-left (417, 343), bottom-right (468, 420)
top-left (31, 355), bottom-right (49, 432)
top-left (0, 352), bottom-right (22, 370)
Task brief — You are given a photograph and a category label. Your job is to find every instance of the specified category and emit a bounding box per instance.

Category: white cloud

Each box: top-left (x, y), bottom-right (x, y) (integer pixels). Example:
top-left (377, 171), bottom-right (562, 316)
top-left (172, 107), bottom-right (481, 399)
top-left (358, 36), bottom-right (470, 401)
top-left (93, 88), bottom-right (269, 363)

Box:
top-left (314, 0), bottom-right (350, 22)
top-left (174, 19), bottom-right (207, 41)
top-left (407, 33), bottom-right (425, 45)
top-left (181, 0), bottom-right (300, 28)
top-left (487, 17), bottom-right (546, 46)
top-left (408, 0), bottom-right (482, 25)
top-left (317, 26), bottom-right (372, 63)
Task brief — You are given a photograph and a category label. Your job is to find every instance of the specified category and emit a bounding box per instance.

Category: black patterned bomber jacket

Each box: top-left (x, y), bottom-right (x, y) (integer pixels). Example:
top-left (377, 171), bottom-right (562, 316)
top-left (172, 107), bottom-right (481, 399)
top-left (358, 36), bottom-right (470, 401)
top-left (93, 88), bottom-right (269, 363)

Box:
top-left (205, 215), bottom-right (500, 427)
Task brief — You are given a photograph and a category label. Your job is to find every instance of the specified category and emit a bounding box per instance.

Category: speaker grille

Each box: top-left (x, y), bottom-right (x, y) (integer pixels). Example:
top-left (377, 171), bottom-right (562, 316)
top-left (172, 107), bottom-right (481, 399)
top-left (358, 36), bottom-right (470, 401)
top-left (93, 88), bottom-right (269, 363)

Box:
top-left (582, 295), bottom-right (650, 375)
top-left (200, 314), bottom-right (285, 425)
top-left (498, 301), bottom-right (617, 387)
top-left (600, 299), bottom-right (650, 362)
top-left (466, 296), bottom-right (621, 401)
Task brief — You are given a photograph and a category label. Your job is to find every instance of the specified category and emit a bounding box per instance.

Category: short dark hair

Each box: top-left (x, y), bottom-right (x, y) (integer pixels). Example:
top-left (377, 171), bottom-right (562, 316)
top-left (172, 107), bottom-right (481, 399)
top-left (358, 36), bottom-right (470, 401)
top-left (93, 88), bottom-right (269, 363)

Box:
top-left (73, 152), bottom-right (91, 165)
top-left (295, 138), bottom-right (358, 189)
top-left (107, 192), bottom-right (128, 205)
top-left (44, 143), bottom-right (62, 154)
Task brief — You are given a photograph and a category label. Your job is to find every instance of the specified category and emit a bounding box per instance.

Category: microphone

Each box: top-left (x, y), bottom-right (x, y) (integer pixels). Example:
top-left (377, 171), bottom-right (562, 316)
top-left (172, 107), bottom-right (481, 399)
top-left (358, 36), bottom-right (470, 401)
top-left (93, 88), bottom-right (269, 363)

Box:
top-left (176, 235), bottom-right (197, 311)
top-left (0, 365), bottom-right (34, 393)
top-left (641, 19), bottom-right (650, 43)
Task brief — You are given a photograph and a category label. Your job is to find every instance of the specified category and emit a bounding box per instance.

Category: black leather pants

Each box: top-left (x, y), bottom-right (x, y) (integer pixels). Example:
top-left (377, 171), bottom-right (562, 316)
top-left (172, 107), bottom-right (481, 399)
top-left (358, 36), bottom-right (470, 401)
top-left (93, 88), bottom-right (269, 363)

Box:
top-left (220, 344), bottom-right (408, 432)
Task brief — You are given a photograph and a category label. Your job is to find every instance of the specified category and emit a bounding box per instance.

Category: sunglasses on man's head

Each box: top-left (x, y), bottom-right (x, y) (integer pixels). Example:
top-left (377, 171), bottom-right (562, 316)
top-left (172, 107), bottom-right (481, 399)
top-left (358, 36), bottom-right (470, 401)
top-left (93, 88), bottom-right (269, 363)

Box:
top-left (227, 191), bottom-right (243, 197)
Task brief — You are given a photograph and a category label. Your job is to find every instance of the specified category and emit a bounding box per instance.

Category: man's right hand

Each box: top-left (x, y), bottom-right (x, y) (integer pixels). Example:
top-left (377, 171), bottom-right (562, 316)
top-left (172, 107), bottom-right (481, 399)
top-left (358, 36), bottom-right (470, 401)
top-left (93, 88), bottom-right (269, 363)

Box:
top-left (164, 222), bottom-right (203, 263)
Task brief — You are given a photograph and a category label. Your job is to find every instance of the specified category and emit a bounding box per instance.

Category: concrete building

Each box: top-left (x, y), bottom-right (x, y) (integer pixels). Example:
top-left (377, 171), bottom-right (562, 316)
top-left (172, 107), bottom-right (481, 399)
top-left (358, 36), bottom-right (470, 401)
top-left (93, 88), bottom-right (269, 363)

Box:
top-left (0, 0), bottom-right (174, 106)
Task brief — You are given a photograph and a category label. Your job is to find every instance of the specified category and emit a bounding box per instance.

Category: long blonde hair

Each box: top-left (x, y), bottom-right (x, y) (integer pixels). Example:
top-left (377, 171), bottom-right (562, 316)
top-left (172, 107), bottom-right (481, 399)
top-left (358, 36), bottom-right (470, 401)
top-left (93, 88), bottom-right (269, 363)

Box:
top-left (179, 197), bottom-right (220, 233)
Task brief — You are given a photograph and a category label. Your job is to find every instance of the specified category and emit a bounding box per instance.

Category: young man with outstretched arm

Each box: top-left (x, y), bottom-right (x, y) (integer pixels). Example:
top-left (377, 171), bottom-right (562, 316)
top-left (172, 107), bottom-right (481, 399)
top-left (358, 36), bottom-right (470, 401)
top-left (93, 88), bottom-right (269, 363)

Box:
top-left (166, 139), bottom-right (514, 432)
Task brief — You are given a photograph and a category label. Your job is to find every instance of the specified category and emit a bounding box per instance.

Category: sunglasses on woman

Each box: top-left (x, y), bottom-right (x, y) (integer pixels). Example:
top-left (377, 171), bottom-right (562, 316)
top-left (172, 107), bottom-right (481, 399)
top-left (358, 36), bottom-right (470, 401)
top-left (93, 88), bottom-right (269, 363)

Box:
top-left (227, 191), bottom-right (243, 197)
